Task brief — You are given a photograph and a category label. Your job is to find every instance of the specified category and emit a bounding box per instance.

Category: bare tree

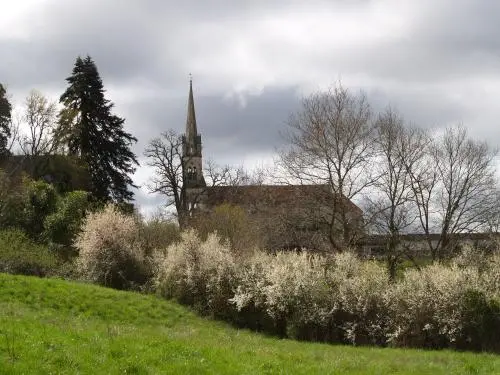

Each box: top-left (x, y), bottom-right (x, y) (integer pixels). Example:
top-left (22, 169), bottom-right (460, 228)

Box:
top-left (367, 108), bottom-right (418, 279)
top-left (432, 125), bottom-right (497, 259)
top-left (18, 90), bottom-right (57, 156)
top-left (396, 125), bottom-right (440, 259)
top-left (144, 129), bottom-right (252, 227)
top-left (144, 130), bottom-right (186, 224)
top-left (279, 82), bottom-right (375, 251)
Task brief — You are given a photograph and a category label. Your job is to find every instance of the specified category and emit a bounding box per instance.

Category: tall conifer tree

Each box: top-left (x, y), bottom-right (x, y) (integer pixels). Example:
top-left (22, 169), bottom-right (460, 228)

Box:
top-left (57, 56), bottom-right (138, 202)
top-left (0, 83), bottom-right (12, 157)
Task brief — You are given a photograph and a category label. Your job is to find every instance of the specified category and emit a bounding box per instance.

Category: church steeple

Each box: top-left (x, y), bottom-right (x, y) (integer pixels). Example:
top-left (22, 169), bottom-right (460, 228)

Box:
top-left (182, 78), bottom-right (206, 189)
top-left (186, 77), bottom-right (198, 141)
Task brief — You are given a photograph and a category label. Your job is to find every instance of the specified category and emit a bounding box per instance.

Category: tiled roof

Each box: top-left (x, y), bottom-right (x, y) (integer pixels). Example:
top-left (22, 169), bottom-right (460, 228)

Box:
top-left (204, 184), bottom-right (363, 214)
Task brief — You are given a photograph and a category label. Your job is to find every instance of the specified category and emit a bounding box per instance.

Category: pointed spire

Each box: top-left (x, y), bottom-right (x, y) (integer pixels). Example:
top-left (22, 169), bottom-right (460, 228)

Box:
top-left (186, 75), bottom-right (197, 141)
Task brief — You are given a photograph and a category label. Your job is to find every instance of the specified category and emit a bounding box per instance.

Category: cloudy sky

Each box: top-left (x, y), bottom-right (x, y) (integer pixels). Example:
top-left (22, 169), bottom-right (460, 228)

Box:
top-left (2, 0), bottom-right (500, 215)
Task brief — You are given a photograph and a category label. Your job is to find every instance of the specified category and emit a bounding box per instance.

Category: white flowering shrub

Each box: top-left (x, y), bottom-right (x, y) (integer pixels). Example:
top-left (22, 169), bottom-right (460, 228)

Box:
top-left (153, 230), bottom-right (237, 318)
top-left (231, 250), bottom-right (388, 342)
top-left (151, 236), bottom-right (500, 351)
top-left (480, 252), bottom-right (500, 299)
top-left (385, 264), bottom-right (483, 349)
top-left (329, 257), bottom-right (389, 345)
top-left (452, 244), bottom-right (491, 273)
top-left (75, 204), bottom-right (148, 290)
top-left (233, 251), bottom-right (334, 338)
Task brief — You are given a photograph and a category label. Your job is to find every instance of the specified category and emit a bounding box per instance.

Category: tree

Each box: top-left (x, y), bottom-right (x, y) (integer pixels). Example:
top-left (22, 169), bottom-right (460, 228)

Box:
top-left (432, 125), bottom-right (497, 259)
top-left (398, 126), bottom-right (439, 258)
top-left (56, 55), bottom-right (138, 203)
top-left (0, 83), bottom-right (12, 157)
top-left (367, 108), bottom-right (417, 279)
top-left (400, 124), bottom-right (498, 260)
top-left (279, 82), bottom-right (375, 251)
top-left (19, 90), bottom-right (57, 156)
top-left (144, 129), bottom-right (251, 227)
top-left (144, 130), bottom-right (186, 221)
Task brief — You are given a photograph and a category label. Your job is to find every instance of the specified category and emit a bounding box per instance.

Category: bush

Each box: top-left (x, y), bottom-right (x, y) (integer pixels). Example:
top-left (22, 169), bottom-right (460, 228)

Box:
top-left (386, 264), bottom-right (481, 349)
top-left (328, 254), bottom-right (389, 345)
top-left (0, 176), bottom-right (59, 239)
top-left (153, 230), bottom-right (237, 319)
top-left (75, 204), bottom-right (148, 290)
top-left (43, 190), bottom-right (90, 256)
top-left (22, 179), bottom-right (58, 238)
top-left (193, 203), bottom-right (261, 255)
top-left (138, 215), bottom-right (180, 256)
top-left (0, 229), bottom-right (58, 276)
top-left (231, 251), bottom-right (388, 343)
top-left (150, 240), bottom-right (500, 352)
top-left (0, 171), bottom-right (27, 230)
top-left (455, 290), bottom-right (500, 352)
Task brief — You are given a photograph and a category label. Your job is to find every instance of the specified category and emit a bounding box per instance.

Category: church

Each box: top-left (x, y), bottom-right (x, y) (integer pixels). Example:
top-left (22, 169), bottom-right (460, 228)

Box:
top-left (181, 80), bottom-right (363, 251)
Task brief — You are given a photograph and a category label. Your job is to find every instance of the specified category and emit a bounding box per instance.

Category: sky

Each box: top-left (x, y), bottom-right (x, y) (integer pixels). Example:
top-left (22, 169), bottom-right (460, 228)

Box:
top-left (2, 0), bottom-right (500, 215)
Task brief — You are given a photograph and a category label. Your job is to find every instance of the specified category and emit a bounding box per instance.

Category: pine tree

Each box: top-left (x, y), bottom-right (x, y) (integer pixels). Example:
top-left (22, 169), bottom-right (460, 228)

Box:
top-left (0, 83), bottom-right (12, 157)
top-left (57, 56), bottom-right (139, 203)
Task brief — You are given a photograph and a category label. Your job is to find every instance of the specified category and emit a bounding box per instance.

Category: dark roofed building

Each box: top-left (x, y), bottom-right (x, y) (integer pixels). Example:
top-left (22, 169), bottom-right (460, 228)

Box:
top-left (181, 80), bottom-right (364, 251)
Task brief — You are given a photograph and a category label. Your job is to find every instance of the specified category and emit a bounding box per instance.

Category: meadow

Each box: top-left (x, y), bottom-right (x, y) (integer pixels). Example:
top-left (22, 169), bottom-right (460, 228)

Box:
top-left (1, 273), bottom-right (499, 375)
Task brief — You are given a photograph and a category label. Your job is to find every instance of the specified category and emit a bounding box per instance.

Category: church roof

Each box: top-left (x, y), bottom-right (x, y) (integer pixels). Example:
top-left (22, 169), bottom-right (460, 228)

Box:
top-left (205, 184), bottom-right (363, 214)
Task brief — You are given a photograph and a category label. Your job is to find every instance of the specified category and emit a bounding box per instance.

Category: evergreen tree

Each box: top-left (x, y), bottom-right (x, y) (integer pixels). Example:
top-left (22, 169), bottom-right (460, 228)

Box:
top-left (57, 56), bottom-right (138, 203)
top-left (0, 83), bottom-right (12, 157)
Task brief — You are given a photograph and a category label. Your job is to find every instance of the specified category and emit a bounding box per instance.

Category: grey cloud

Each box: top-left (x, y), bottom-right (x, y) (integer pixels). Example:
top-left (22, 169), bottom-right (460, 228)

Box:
top-left (124, 87), bottom-right (300, 163)
top-left (2, 0), bottom-right (500, 212)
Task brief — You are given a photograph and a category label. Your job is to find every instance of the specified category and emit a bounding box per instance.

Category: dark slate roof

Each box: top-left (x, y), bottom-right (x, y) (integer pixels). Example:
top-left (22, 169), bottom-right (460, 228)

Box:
top-left (204, 184), bottom-right (363, 215)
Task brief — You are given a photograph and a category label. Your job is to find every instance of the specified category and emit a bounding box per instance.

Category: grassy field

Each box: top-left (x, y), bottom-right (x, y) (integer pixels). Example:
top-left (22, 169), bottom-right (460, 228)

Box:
top-left (0, 273), bottom-right (499, 374)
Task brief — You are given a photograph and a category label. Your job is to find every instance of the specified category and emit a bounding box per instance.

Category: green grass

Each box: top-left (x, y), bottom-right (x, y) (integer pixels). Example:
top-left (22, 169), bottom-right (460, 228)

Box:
top-left (0, 274), bottom-right (499, 374)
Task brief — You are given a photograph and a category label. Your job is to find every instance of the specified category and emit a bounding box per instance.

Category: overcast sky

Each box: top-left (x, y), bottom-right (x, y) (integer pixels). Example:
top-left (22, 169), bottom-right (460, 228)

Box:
top-left (2, 0), bottom-right (500, 215)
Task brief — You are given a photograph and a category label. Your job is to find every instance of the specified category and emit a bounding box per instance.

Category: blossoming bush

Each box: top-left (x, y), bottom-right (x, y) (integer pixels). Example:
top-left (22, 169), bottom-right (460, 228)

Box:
top-left (232, 251), bottom-right (333, 338)
top-left (151, 238), bottom-right (500, 352)
top-left (385, 264), bottom-right (472, 348)
top-left (230, 251), bottom-right (389, 343)
top-left (328, 254), bottom-right (389, 345)
top-left (75, 204), bottom-right (149, 290)
top-left (153, 230), bottom-right (237, 319)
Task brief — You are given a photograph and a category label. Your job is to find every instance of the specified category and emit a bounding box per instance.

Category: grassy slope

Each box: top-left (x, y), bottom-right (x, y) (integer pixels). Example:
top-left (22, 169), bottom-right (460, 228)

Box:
top-left (0, 274), bottom-right (499, 375)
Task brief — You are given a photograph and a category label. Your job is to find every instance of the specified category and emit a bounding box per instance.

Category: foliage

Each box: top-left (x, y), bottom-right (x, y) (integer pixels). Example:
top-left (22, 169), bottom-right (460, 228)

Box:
top-left (0, 229), bottom-right (58, 276)
top-left (0, 83), bottom-right (12, 157)
top-left (75, 204), bottom-right (149, 290)
top-left (57, 55), bottom-right (138, 203)
top-left (21, 178), bottom-right (58, 238)
top-left (193, 203), bottom-right (260, 254)
top-left (1, 176), bottom-right (59, 237)
top-left (0, 169), bottom-right (22, 229)
top-left (43, 190), bottom-right (90, 254)
top-left (18, 89), bottom-right (57, 156)
top-left (138, 214), bottom-right (180, 255)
